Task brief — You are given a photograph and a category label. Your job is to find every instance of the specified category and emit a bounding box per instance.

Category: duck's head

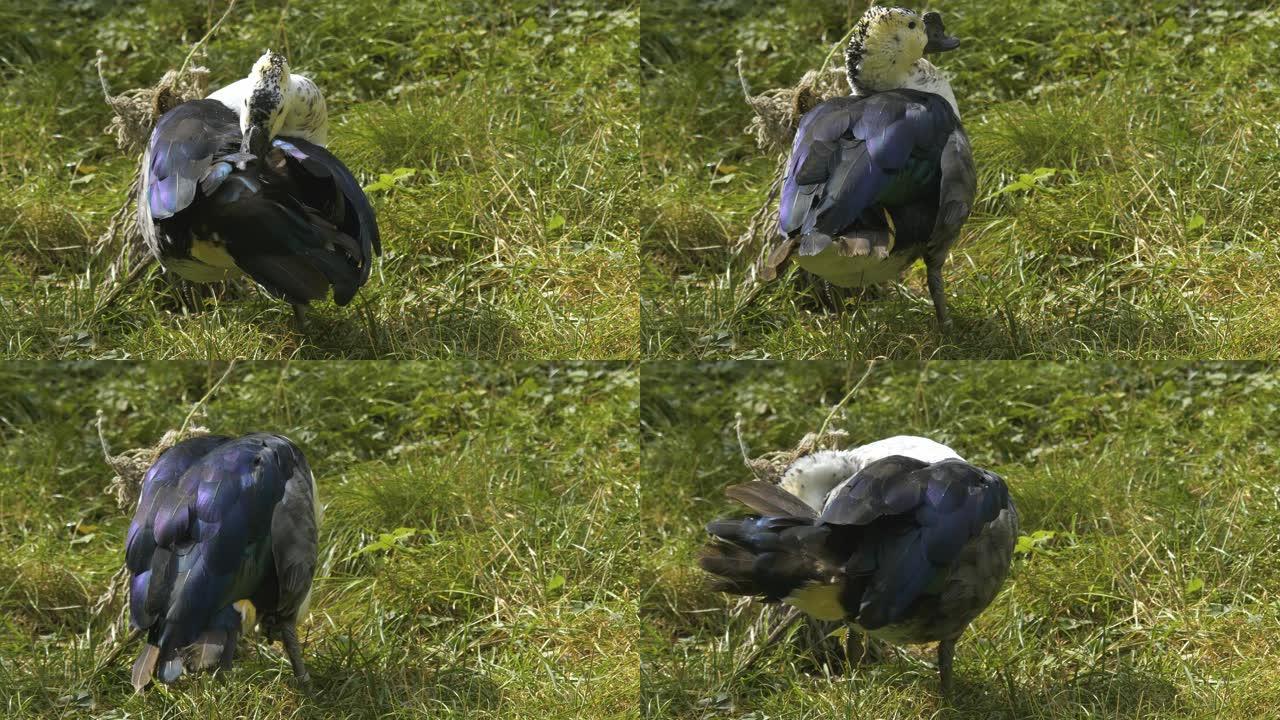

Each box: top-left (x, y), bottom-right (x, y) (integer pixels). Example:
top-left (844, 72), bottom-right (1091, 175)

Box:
top-left (240, 49), bottom-right (291, 157)
top-left (845, 7), bottom-right (960, 94)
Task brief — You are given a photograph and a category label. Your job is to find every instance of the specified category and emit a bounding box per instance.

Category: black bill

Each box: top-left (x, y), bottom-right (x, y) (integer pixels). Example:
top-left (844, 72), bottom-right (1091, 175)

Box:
top-left (923, 11), bottom-right (961, 53)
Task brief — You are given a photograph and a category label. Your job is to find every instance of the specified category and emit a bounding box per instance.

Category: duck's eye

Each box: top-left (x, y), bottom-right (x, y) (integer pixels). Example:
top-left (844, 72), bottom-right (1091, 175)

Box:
top-left (908, 21), bottom-right (916, 29)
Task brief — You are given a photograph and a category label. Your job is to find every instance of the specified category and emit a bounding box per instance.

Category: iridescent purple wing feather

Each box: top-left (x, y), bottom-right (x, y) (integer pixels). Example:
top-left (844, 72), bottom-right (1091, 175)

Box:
top-left (125, 433), bottom-right (317, 687)
top-left (778, 91), bottom-right (962, 240)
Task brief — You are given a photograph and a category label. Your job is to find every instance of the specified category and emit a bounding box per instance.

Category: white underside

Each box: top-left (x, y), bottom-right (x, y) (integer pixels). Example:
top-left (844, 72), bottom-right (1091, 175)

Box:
top-left (796, 248), bottom-right (915, 288)
top-left (779, 436), bottom-right (963, 513)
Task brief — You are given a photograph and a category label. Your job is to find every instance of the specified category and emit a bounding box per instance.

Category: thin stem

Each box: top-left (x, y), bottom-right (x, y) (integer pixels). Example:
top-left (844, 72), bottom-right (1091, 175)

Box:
top-left (814, 361), bottom-right (878, 444)
top-left (177, 0), bottom-right (238, 79)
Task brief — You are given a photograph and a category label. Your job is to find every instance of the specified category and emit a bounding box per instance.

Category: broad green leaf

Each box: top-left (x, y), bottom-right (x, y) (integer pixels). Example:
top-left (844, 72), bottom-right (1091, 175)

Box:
top-left (364, 167), bottom-right (417, 194)
top-left (988, 167), bottom-right (1060, 199)
top-left (351, 526), bottom-right (420, 558)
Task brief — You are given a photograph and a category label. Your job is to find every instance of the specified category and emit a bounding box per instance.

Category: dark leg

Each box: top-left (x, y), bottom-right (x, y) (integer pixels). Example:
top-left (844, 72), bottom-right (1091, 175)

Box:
top-left (937, 638), bottom-right (956, 698)
top-left (846, 630), bottom-right (885, 667)
top-left (280, 624), bottom-right (310, 684)
top-left (182, 284), bottom-right (203, 316)
top-left (219, 624), bottom-right (240, 672)
top-left (800, 272), bottom-right (838, 313)
top-left (925, 259), bottom-right (950, 329)
top-left (291, 303), bottom-right (308, 331)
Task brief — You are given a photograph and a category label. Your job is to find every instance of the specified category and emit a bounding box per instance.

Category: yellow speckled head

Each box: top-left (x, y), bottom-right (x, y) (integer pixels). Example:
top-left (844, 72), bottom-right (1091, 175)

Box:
top-left (846, 7), bottom-right (928, 91)
top-left (250, 49), bottom-right (291, 85)
top-left (846, 7), bottom-right (958, 93)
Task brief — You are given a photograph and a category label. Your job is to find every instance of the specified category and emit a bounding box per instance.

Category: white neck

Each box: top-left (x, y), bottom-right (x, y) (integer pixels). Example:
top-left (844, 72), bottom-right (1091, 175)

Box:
top-left (852, 58), bottom-right (960, 118)
top-left (206, 73), bottom-right (329, 146)
top-left (778, 436), bottom-right (963, 513)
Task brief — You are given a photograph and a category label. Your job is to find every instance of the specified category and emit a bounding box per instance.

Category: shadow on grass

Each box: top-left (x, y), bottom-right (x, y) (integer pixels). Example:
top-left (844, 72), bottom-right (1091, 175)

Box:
top-left (302, 662), bottom-right (504, 715)
top-left (105, 277), bottom-right (526, 359)
top-left (296, 298), bottom-right (525, 359)
top-left (946, 665), bottom-right (1183, 719)
top-left (677, 276), bottom-right (1208, 360)
top-left (684, 648), bottom-right (1184, 720)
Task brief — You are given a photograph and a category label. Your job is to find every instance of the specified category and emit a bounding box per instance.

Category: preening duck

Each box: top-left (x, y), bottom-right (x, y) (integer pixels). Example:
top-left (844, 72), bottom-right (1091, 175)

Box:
top-left (138, 51), bottom-right (380, 323)
top-left (700, 436), bottom-right (1016, 695)
top-left (125, 433), bottom-right (320, 690)
top-left (764, 7), bottom-right (975, 326)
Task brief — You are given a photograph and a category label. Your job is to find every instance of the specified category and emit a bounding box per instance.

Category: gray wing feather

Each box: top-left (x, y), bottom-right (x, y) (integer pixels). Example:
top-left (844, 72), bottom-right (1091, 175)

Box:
top-left (928, 126), bottom-right (977, 258)
top-left (269, 450), bottom-right (319, 621)
top-left (138, 150), bottom-right (159, 260)
top-left (725, 481), bottom-right (818, 519)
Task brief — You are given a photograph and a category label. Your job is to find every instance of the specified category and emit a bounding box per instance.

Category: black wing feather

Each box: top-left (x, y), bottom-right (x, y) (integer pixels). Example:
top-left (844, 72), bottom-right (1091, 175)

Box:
top-left (138, 99), bottom-right (381, 307)
top-left (702, 455), bottom-right (1012, 631)
top-left (125, 433), bottom-right (318, 681)
top-left (778, 91), bottom-right (962, 244)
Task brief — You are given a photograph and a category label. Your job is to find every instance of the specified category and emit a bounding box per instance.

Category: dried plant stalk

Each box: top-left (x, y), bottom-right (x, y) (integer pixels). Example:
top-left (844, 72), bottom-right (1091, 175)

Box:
top-left (89, 0), bottom-right (238, 313)
top-left (731, 31), bottom-right (856, 297)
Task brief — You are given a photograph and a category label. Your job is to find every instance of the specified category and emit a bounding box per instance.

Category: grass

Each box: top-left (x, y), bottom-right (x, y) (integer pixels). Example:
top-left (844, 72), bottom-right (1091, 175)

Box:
top-left (641, 0), bottom-right (1280, 359)
top-left (640, 361), bottom-right (1280, 718)
top-left (0, 362), bottom-right (639, 718)
top-left (0, 0), bottom-right (638, 359)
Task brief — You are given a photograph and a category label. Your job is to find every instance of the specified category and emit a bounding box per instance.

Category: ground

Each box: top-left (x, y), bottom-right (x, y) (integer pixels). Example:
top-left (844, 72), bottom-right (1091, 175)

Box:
top-left (641, 0), bottom-right (1280, 359)
top-left (0, 362), bottom-right (638, 718)
top-left (0, 0), bottom-right (637, 359)
top-left (640, 362), bottom-right (1280, 718)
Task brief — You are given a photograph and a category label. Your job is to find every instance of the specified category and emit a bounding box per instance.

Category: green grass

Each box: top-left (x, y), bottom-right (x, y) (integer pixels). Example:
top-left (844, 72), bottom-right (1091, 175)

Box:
top-left (641, 0), bottom-right (1280, 359)
top-left (0, 0), bottom-right (638, 359)
top-left (640, 362), bottom-right (1280, 718)
top-left (0, 362), bottom-right (638, 718)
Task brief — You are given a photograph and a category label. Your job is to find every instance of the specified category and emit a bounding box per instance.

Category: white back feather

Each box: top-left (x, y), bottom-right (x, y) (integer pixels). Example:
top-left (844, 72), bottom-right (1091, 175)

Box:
top-left (206, 72), bottom-right (329, 146)
top-left (778, 435), bottom-right (963, 513)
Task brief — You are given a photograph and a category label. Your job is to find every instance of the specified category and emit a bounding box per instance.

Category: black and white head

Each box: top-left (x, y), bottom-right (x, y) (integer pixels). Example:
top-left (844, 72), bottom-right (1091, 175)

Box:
top-left (845, 7), bottom-right (960, 94)
top-left (241, 50), bottom-right (291, 157)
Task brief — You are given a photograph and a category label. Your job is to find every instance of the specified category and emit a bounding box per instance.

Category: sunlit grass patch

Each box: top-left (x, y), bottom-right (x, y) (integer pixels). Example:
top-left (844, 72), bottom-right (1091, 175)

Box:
top-left (0, 0), bottom-right (638, 359)
top-left (639, 361), bottom-right (1280, 718)
top-left (0, 362), bottom-right (638, 718)
top-left (640, 0), bottom-right (1280, 359)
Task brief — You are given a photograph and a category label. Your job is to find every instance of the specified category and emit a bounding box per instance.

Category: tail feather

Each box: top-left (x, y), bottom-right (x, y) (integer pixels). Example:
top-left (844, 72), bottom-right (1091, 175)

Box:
top-left (701, 516), bottom-right (840, 605)
top-left (697, 545), bottom-right (760, 595)
top-left (234, 252), bottom-right (334, 305)
top-left (725, 481), bottom-right (817, 519)
top-left (205, 172), bottom-right (369, 307)
top-left (181, 628), bottom-right (230, 672)
top-left (131, 643), bottom-right (160, 693)
top-left (705, 516), bottom-right (802, 550)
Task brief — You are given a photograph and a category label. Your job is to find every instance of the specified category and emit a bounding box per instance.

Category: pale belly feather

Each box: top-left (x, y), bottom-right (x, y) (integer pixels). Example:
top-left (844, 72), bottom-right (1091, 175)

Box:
top-left (163, 237), bottom-right (243, 283)
top-left (796, 248), bottom-right (916, 288)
